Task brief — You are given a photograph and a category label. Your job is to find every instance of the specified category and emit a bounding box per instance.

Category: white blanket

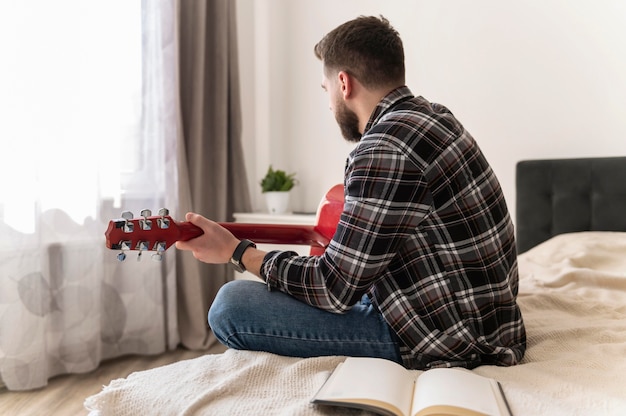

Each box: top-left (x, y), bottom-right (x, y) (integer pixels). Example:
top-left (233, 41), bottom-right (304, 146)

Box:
top-left (85, 232), bottom-right (626, 416)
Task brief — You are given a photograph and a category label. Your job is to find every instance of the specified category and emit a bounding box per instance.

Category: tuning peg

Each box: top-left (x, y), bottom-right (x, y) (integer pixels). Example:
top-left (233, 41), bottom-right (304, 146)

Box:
top-left (139, 209), bottom-right (152, 230)
top-left (121, 211), bottom-right (134, 233)
top-left (157, 208), bottom-right (170, 229)
top-left (150, 241), bottom-right (166, 262)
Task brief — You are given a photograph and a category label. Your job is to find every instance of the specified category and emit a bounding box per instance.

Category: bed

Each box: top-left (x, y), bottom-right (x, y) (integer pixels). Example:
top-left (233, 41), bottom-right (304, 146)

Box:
top-left (85, 157), bottom-right (626, 416)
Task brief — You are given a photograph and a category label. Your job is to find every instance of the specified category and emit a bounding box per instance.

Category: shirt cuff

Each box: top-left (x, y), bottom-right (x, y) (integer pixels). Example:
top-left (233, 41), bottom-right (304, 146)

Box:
top-left (260, 250), bottom-right (298, 291)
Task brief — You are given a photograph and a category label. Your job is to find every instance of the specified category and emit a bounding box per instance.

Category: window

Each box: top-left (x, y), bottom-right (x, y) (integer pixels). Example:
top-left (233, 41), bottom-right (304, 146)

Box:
top-left (0, 1), bottom-right (163, 234)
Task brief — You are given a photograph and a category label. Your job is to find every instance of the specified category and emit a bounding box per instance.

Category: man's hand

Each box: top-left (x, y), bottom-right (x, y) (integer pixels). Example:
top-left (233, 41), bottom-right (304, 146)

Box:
top-left (175, 212), bottom-right (240, 264)
top-left (175, 212), bottom-right (267, 278)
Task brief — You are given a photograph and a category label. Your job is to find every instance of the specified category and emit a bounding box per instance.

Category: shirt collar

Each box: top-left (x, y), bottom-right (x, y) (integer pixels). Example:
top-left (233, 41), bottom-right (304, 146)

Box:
top-left (364, 86), bottom-right (415, 133)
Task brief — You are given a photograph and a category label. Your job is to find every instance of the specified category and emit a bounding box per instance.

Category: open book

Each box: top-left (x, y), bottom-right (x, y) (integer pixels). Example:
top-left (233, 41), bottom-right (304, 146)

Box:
top-left (312, 357), bottom-right (513, 416)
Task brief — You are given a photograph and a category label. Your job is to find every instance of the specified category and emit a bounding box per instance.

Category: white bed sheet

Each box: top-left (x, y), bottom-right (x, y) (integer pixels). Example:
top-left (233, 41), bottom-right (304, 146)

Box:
top-left (85, 232), bottom-right (626, 416)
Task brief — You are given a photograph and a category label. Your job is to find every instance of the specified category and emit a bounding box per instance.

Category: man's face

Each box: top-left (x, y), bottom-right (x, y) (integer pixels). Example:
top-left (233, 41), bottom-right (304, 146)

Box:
top-left (322, 70), bottom-right (361, 143)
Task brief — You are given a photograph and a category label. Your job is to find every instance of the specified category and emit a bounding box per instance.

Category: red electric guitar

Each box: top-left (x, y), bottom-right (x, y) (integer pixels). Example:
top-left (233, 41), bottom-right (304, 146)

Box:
top-left (105, 184), bottom-right (344, 261)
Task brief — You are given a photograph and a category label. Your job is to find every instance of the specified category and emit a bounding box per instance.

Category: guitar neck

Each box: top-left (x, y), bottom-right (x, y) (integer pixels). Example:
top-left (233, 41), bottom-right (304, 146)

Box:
top-left (175, 220), bottom-right (329, 248)
top-left (219, 222), bottom-right (329, 248)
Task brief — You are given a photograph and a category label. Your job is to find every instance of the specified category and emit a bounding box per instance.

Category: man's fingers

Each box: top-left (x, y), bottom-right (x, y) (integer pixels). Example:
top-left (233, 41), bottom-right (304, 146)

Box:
top-left (185, 211), bottom-right (199, 224)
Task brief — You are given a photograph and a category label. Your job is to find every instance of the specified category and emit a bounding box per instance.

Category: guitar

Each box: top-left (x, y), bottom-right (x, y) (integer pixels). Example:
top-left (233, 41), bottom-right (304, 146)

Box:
top-left (105, 184), bottom-right (344, 261)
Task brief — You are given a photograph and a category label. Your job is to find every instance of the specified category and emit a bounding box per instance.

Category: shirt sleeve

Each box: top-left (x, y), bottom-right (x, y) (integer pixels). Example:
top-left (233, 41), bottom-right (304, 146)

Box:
top-left (262, 136), bottom-right (430, 313)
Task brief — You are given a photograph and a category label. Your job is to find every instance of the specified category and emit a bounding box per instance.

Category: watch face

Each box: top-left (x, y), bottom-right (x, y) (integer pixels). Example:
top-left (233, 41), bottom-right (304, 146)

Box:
top-left (229, 258), bottom-right (245, 273)
top-left (229, 239), bottom-right (256, 273)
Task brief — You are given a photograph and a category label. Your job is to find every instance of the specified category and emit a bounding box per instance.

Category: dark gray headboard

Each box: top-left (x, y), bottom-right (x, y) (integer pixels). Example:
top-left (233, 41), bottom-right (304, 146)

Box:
top-left (516, 157), bottom-right (626, 253)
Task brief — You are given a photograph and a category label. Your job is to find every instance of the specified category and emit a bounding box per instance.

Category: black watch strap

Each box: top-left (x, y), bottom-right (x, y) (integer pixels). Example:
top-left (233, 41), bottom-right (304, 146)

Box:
top-left (229, 239), bottom-right (256, 273)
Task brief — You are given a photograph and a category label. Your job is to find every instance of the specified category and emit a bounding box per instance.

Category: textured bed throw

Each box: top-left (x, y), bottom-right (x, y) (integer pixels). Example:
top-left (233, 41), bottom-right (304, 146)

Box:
top-left (85, 232), bottom-right (626, 416)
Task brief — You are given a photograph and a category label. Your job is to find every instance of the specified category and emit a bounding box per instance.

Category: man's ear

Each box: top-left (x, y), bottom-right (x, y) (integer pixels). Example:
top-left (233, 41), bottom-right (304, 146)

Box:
top-left (337, 71), bottom-right (352, 99)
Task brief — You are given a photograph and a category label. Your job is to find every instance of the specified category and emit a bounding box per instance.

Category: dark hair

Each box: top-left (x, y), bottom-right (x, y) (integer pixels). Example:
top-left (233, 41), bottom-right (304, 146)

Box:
top-left (314, 15), bottom-right (405, 89)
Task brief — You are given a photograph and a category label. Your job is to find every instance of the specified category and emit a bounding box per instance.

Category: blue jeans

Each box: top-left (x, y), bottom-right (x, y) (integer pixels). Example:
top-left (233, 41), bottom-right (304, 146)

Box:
top-left (208, 280), bottom-right (403, 363)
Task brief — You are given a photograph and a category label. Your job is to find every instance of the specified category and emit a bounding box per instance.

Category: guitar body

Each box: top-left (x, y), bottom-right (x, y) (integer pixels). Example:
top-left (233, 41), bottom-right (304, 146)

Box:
top-left (105, 184), bottom-right (344, 260)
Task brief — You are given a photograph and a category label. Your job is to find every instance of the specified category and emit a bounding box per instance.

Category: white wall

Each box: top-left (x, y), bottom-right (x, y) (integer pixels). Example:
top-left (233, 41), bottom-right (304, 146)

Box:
top-left (237, 0), bottom-right (626, 222)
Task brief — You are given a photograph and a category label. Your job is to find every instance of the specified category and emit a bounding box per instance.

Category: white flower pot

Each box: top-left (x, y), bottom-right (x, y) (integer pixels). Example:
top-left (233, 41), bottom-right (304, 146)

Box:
top-left (264, 191), bottom-right (290, 215)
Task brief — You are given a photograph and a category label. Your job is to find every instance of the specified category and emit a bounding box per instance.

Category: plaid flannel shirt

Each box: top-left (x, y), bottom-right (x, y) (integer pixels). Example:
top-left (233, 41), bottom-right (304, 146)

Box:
top-left (262, 86), bottom-right (526, 369)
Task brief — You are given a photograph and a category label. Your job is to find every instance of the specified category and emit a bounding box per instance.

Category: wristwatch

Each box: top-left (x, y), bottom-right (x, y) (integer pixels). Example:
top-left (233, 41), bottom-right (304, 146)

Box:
top-left (229, 239), bottom-right (256, 273)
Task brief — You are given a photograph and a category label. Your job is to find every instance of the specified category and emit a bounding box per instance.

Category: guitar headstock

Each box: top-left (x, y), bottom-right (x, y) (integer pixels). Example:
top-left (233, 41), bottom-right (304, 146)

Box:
top-left (104, 208), bottom-right (203, 262)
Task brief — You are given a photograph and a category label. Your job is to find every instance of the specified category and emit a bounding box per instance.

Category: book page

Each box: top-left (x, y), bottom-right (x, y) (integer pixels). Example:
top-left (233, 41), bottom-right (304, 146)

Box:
top-left (411, 368), bottom-right (505, 416)
top-left (313, 357), bottom-right (416, 416)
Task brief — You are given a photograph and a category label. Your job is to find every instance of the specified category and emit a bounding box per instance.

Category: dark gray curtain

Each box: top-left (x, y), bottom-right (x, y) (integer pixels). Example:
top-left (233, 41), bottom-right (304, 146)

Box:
top-left (175, 0), bottom-right (251, 349)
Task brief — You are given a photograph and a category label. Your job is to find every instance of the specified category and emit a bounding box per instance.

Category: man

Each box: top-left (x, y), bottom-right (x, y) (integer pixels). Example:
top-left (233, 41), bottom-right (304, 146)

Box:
top-left (176, 15), bottom-right (526, 369)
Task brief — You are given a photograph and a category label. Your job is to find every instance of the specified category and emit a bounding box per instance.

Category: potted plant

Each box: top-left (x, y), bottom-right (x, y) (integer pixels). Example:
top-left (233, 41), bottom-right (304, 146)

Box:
top-left (260, 166), bottom-right (297, 214)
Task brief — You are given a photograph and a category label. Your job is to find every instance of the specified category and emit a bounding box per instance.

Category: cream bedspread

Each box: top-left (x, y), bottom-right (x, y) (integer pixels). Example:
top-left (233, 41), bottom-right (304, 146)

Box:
top-left (85, 232), bottom-right (626, 415)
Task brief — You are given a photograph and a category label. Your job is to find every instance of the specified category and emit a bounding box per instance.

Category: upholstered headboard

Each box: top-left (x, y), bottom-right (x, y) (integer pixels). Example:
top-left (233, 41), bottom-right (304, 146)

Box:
top-left (515, 157), bottom-right (626, 253)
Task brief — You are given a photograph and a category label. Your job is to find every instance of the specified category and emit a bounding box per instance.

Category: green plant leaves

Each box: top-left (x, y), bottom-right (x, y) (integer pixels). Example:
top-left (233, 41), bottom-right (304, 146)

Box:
top-left (260, 165), bottom-right (297, 192)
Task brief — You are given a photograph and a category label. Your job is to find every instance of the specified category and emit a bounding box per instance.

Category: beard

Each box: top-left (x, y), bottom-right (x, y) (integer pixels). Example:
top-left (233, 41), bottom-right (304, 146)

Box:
top-left (334, 100), bottom-right (362, 143)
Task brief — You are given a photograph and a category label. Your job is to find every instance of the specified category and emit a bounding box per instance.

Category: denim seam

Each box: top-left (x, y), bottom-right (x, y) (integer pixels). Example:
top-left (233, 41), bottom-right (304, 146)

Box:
top-left (224, 331), bottom-right (398, 347)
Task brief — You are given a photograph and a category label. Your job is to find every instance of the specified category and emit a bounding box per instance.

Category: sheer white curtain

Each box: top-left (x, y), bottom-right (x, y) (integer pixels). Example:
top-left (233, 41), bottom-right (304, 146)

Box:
top-left (0, 0), bottom-right (180, 390)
